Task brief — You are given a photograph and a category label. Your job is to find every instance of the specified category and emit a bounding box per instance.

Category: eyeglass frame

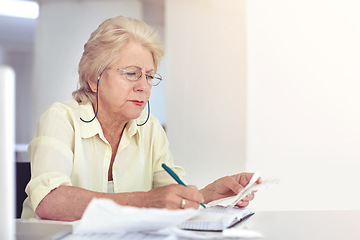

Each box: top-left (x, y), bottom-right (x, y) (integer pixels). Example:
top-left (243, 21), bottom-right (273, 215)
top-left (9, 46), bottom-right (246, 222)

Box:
top-left (107, 66), bottom-right (162, 86)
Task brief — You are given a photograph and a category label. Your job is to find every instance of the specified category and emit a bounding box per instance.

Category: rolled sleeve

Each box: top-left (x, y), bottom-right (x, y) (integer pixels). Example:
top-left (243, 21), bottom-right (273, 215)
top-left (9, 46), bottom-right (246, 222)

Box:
top-left (23, 136), bottom-right (74, 217)
top-left (22, 104), bottom-right (76, 218)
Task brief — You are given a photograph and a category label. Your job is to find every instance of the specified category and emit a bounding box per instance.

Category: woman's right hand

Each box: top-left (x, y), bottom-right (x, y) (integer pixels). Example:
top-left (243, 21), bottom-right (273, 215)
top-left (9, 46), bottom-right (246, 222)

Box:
top-left (143, 184), bottom-right (204, 209)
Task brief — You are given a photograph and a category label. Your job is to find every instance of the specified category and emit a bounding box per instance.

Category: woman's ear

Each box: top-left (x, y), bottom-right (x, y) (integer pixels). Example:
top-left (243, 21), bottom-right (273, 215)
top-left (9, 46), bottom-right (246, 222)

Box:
top-left (88, 78), bottom-right (97, 93)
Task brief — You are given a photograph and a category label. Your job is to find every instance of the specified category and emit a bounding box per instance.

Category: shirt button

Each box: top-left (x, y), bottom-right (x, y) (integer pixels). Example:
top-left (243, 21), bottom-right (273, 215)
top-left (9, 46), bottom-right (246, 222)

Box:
top-left (113, 166), bottom-right (116, 170)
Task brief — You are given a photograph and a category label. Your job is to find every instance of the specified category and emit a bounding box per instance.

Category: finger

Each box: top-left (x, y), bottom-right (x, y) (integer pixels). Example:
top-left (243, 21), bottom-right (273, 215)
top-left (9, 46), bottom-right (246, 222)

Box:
top-left (238, 173), bottom-right (255, 187)
top-left (256, 177), bottom-right (262, 184)
top-left (179, 197), bottom-right (200, 209)
top-left (222, 176), bottom-right (244, 195)
top-left (241, 193), bottom-right (255, 202)
top-left (180, 198), bottom-right (186, 209)
top-left (187, 185), bottom-right (198, 191)
top-left (177, 185), bottom-right (204, 204)
top-left (236, 200), bottom-right (250, 208)
top-left (237, 192), bottom-right (256, 208)
top-left (147, 185), bottom-right (191, 209)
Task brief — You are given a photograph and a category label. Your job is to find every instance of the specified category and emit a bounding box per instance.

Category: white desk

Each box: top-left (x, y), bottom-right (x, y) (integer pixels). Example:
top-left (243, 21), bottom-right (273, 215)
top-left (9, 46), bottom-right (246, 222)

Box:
top-left (247, 210), bottom-right (360, 240)
top-left (16, 219), bottom-right (73, 240)
top-left (16, 210), bottom-right (360, 240)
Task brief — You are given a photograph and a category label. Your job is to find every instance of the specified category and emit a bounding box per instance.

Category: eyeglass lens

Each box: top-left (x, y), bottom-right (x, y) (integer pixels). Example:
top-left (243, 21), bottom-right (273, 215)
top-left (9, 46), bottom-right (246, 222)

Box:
top-left (120, 67), bottom-right (162, 86)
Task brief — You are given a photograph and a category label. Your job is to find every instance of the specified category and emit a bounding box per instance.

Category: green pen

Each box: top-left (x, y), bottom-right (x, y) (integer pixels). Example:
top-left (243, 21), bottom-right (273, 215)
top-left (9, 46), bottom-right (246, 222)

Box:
top-left (162, 163), bottom-right (206, 208)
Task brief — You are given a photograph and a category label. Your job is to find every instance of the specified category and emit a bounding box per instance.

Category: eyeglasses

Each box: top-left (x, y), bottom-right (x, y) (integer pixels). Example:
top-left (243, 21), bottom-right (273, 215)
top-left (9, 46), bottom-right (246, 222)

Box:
top-left (111, 66), bottom-right (162, 86)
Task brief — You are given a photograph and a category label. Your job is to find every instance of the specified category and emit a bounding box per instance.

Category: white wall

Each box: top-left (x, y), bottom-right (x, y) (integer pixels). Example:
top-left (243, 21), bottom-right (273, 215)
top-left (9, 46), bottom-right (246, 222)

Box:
top-left (165, 0), bottom-right (247, 188)
top-left (246, 0), bottom-right (360, 210)
top-left (32, 0), bottom-right (142, 133)
top-left (166, 0), bottom-right (360, 211)
top-left (142, 0), bottom-right (167, 126)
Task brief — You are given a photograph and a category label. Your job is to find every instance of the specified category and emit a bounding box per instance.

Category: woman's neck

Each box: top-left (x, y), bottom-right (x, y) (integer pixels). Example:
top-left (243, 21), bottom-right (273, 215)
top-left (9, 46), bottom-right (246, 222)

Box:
top-left (94, 105), bottom-right (128, 143)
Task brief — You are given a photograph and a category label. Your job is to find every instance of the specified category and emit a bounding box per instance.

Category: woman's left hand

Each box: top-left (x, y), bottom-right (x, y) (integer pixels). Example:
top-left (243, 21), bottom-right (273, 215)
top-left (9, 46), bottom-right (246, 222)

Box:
top-left (200, 172), bottom-right (259, 207)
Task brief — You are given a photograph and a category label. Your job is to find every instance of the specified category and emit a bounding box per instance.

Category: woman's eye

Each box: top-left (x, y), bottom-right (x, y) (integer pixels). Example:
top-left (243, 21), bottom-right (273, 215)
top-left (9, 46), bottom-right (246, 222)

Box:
top-left (126, 72), bottom-right (137, 76)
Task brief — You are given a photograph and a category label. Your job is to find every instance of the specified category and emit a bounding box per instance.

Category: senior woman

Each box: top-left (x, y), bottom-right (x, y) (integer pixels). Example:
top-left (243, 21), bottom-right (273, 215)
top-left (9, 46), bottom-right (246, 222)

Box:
top-left (22, 16), bottom-right (256, 221)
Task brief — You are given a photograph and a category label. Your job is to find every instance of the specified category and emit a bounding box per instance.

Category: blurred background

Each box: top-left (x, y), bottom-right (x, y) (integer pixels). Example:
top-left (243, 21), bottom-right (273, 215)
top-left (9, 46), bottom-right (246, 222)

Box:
top-left (1, 0), bottom-right (359, 213)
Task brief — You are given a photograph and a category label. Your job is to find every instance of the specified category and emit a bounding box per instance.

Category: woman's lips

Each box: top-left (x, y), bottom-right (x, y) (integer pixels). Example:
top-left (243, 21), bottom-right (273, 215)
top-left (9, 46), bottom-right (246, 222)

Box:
top-left (129, 100), bottom-right (144, 106)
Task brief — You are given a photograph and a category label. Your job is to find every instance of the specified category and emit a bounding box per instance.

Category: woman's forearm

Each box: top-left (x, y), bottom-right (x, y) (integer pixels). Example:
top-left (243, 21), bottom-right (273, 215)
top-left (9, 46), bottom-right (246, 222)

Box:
top-left (35, 185), bottom-right (146, 221)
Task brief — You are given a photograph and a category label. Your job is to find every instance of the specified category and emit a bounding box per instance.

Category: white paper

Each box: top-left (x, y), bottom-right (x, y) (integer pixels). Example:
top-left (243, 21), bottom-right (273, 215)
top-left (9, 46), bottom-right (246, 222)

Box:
top-left (206, 173), bottom-right (279, 208)
top-left (74, 198), bottom-right (198, 234)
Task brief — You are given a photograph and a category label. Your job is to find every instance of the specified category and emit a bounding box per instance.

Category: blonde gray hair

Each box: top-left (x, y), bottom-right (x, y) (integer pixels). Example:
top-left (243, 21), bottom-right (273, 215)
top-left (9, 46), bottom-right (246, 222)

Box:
top-left (72, 16), bottom-right (164, 104)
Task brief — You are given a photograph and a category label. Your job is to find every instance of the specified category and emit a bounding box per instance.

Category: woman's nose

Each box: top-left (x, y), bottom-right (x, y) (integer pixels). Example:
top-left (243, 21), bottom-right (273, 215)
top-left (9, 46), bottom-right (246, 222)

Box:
top-left (135, 74), bottom-right (150, 91)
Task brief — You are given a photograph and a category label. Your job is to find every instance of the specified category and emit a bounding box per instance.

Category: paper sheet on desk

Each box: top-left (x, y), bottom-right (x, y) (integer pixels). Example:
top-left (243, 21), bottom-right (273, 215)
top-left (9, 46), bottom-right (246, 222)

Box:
top-left (206, 172), bottom-right (279, 208)
top-left (75, 198), bottom-right (198, 234)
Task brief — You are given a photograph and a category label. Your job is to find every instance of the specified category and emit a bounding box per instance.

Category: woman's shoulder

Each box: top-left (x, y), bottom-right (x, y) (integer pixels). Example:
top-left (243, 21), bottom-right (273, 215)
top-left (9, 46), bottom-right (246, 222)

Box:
top-left (47, 98), bottom-right (91, 112)
top-left (34, 99), bottom-right (83, 137)
top-left (138, 114), bottom-right (167, 137)
top-left (40, 98), bottom-right (83, 122)
top-left (138, 113), bottom-right (161, 128)
top-left (49, 98), bottom-right (80, 110)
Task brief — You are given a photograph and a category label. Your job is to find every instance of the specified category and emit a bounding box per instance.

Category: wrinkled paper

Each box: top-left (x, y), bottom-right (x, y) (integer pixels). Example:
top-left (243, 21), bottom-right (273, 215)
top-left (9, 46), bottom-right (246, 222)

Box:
top-left (75, 198), bottom-right (198, 234)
